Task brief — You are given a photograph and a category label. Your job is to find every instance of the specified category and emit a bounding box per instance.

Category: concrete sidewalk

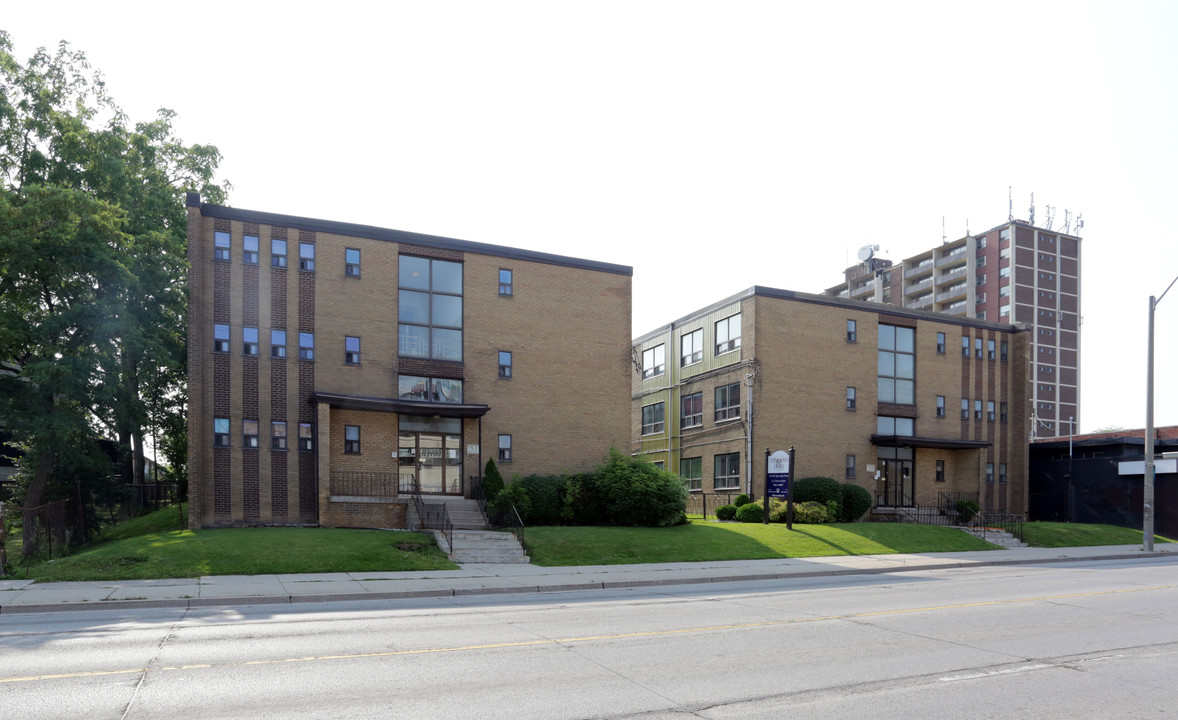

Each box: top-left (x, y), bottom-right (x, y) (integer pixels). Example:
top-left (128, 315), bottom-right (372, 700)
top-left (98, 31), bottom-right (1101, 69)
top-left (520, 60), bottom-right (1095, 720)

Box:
top-left (2, 544), bottom-right (1176, 615)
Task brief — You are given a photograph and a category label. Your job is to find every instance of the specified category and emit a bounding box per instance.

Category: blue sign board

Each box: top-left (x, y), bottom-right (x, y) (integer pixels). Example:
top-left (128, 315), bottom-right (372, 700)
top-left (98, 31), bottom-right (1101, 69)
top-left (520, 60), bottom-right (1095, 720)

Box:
top-left (767, 450), bottom-right (790, 498)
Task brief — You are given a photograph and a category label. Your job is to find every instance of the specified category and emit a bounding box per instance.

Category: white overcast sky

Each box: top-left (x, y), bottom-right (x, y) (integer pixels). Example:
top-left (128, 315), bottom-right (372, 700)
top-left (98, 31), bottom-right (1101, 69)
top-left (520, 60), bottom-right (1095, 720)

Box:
top-left (5, 0), bottom-right (1177, 433)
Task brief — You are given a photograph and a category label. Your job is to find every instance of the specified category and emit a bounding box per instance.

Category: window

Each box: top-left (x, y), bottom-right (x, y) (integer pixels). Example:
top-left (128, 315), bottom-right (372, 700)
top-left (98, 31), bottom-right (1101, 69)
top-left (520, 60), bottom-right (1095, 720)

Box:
top-left (299, 332), bottom-right (314, 361)
top-left (961, 336), bottom-right (969, 357)
top-left (271, 329), bottom-right (286, 358)
top-left (271, 239), bottom-right (287, 268)
top-left (214, 324), bottom-right (230, 353)
top-left (975, 337), bottom-right (983, 358)
top-left (715, 314), bottom-right (742, 355)
top-left (999, 266), bottom-right (1010, 279)
top-left (398, 255), bottom-right (463, 361)
top-left (876, 416), bottom-right (914, 436)
top-left (847, 319), bottom-right (857, 343)
top-left (936, 395), bottom-right (945, 418)
top-left (680, 457), bottom-right (702, 491)
top-left (214, 418), bottom-right (230, 447)
top-left (988, 339), bottom-right (996, 360)
top-left (642, 344), bottom-right (665, 379)
top-left (961, 398), bottom-right (969, 420)
top-left (846, 386), bottom-right (856, 410)
top-left (936, 332), bottom-right (946, 354)
top-left (877, 325), bottom-right (915, 405)
top-left (681, 392), bottom-right (703, 429)
top-left (299, 242), bottom-right (315, 271)
top-left (974, 400), bottom-right (982, 420)
top-left (999, 463), bottom-right (1007, 484)
top-left (299, 423), bottom-right (313, 452)
top-left (345, 336), bottom-right (361, 365)
top-left (1000, 402), bottom-right (1008, 423)
top-left (271, 422), bottom-right (287, 450)
top-left (344, 425), bottom-right (361, 454)
top-left (936, 459), bottom-right (945, 482)
top-left (641, 402), bottom-right (665, 435)
top-left (214, 231), bottom-right (231, 261)
top-left (715, 382), bottom-right (740, 422)
top-left (714, 453), bottom-right (740, 490)
top-left (243, 235), bottom-right (259, 264)
top-left (845, 454), bottom-right (856, 479)
top-left (986, 462), bottom-right (994, 484)
top-left (976, 236), bottom-right (987, 249)
top-left (977, 255), bottom-right (987, 266)
top-left (243, 419), bottom-right (259, 449)
top-left (243, 327), bottom-right (259, 356)
top-left (987, 401), bottom-right (996, 422)
top-left (977, 273), bottom-right (986, 286)
top-left (345, 248), bottom-right (361, 277)
top-left (1000, 303), bottom-right (1011, 318)
top-left (498, 434), bottom-right (512, 463)
top-left (1000, 341), bottom-right (1009, 362)
top-left (681, 329), bottom-right (703, 367)
top-left (498, 351), bottom-right (512, 378)
top-left (1000, 246), bottom-right (1011, 260)
top-left (499, 268), bottom-right (513, 296)
top-left (398, 375), bottom-right (463, 403)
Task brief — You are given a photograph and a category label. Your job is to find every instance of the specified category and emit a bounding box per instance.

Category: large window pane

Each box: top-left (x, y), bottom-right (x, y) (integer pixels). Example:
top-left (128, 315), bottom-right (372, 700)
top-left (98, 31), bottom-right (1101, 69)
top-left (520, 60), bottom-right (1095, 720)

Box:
top-left (878, 378), bottom-right (895, 404)
top-left (896, 379), bottom-right (915, 404)
top-left (896, 353), bottom-right (915, 379)
top-left (878, 324), bottom-right (895, 350)
top-left (399, 290), bottom-right (430, 324)
top-left (432, 260), bottom-right (463, 294)
top-left (399, 256), bottom-right (430, 290)
top-left (431, 378), bottom-right (463, 403)
top-left (399, 325), bottom-right (429, 358)
top-left (878, 350), bottom-right (895, 377)
top-left (398, 375), bottom-right (430, 400)
top-left (896, 326), bottom-right (915, 352)
top-left (433, 328), bottom-right (463, 361)
top-left (432, 295), bottom-right (463, 328)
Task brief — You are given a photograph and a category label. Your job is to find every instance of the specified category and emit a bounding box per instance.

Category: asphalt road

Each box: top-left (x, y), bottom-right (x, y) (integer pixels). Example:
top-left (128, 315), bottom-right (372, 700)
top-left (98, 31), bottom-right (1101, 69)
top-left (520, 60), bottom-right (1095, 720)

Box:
top-left (3, 556), bottom-right (1176, 719)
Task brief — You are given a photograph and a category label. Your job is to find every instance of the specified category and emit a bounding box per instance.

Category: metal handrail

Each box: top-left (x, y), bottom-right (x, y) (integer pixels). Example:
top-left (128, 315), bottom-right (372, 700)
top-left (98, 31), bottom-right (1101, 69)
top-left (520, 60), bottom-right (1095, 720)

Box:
top-left (473, 475), bottom-right (526, 548)
top-left (406, 482), bottom-right (453, 555)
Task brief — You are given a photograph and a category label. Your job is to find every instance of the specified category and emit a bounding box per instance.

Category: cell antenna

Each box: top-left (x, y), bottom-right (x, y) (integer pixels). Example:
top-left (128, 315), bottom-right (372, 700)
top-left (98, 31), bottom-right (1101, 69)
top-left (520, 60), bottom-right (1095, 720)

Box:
top-left (1063, 209), bottom-right (1072, 234)
top-left (1075, 213), bottom-right (1084, 235)
top-left (1029, 192), bottom-right (1035, 227)
top-left (1009, 186), bottom-right (1014, 222)
top-left (1045, 204), bottom-right (1055, 231)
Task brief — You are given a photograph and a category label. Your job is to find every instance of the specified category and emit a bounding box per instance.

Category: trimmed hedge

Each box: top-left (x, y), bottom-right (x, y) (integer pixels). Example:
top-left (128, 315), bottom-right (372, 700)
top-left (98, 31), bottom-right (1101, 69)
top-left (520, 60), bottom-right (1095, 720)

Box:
top-left (794, 477), bottom-right (842, 517)
top-left (716, 504), bottom-right (738, 521)
top-left (736, 502), bottom-right (764, 523)
top-left (840, 483), bottom-right (872, 521)
top-left (594, 449), bottom-right (688, 527)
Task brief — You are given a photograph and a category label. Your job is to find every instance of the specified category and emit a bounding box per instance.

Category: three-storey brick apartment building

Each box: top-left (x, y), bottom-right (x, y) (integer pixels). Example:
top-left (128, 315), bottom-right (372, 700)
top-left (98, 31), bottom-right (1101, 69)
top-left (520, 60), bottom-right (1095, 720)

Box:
top-left (633, 287), bottom-right (1030, 515)
top-left (186, 194), bottom-right (632, 529)
top-left (824, 220), bottom-right (1080, 439)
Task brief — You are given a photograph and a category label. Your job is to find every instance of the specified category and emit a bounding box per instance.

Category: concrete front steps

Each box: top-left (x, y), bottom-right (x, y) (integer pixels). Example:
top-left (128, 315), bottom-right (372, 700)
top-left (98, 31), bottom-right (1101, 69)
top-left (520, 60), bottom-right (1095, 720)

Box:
top-left (962, 527), bottom-right (1027, 547)
top-left (448, 529), bottom-right (529, 564)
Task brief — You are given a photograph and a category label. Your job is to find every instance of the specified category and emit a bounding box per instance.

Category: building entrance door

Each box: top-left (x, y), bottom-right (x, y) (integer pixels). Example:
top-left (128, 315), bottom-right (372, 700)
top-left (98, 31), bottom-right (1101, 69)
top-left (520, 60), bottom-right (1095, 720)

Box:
top-left (399, 432), bottom-right (462, 494)
top-left (877, 447), bottom-right (914, 507)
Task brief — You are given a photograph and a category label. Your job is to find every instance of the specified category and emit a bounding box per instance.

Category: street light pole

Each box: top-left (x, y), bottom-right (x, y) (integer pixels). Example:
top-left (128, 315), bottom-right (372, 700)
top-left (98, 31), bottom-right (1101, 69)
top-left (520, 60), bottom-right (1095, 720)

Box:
top-left (1145, 273), bottom-right (1178, 552)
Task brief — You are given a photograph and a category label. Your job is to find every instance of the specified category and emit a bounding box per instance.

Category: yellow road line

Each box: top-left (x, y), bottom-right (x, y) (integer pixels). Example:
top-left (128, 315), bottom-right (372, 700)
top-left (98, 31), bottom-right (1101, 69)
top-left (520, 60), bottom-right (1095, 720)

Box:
top-left (2, 584), bottom-right (1172, 685)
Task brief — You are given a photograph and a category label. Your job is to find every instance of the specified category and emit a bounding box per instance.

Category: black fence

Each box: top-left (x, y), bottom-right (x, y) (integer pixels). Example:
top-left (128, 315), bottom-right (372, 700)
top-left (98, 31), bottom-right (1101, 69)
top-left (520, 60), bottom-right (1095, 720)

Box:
top-left (330, 472), bottom-right (401, 497)
top-left (686, 492), bottom-right (744, 519)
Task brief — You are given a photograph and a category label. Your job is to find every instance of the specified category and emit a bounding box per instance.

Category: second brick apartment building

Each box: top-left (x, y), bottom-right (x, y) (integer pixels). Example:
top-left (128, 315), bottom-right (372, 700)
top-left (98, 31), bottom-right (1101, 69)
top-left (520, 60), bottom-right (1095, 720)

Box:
top-left (186, 194), bottom-right (632, 530)
top-left (632, 287), bottom-right (1031, 515)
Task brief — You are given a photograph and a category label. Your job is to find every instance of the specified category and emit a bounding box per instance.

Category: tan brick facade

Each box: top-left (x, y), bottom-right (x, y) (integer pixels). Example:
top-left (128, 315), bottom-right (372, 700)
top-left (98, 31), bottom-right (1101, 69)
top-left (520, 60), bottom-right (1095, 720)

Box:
top-left (632, 288), bottom-right (1030, 516)
top-left (187, 195), bottom-right (632, 529)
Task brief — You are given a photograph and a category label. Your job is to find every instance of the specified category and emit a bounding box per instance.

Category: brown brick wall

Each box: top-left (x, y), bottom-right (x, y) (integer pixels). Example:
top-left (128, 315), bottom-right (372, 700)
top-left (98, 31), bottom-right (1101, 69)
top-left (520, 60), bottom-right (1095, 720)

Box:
top-left (322, 500), bottom-right (408, 529)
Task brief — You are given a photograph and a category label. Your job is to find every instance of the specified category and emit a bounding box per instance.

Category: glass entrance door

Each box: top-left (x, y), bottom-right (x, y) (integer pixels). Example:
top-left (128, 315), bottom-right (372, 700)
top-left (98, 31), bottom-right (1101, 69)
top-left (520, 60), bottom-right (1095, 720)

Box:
top-left (877, 447), bottom-right (914, 507)
top-left (399, 432), bottom-right (463, 495)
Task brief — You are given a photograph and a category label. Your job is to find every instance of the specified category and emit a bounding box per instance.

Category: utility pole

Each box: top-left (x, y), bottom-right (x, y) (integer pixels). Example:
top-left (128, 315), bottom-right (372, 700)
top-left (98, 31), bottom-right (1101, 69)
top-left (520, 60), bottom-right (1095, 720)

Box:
top-left (1145, 273), bottom-right (1178, 552)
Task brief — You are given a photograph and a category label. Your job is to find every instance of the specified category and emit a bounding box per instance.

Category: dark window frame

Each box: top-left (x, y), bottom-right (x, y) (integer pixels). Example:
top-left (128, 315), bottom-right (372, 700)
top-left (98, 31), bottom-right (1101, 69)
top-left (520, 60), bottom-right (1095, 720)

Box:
top-left (345, 247), bottom-right (361, 277)
top-left (243, 234), bottom-right (259, 265)
top-left (498, 434), bottom-right (512, 463)
top-left (345, 336), bottom-right (361, 365)
top-left (271, 421), bottom-right (287, 450)
top-left (344, 425), bottom-right (361, 454)
top-left (714, 452), bottom-right (740, 491)
top-left (498, 350), bottom-right (513, 378)
top-left (271, 238), bottom-right (287, 268)
top-left (715, 382), bottom-right (740, 422)
top-left (499, 268), bottom-right (513, 296)
top-left (681, 392), bottom-right (703, 429)
top-left (641, 402), bottom-right (666, 436)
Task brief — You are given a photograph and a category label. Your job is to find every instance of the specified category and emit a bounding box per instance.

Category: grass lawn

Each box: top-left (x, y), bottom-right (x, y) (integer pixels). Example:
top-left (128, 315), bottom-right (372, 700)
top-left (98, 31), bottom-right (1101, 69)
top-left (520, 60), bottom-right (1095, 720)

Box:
top-left (524, 521), bottom-right (999, 566)
top-left (1021, 521), bottom-right (1172, 548)
top-left (11, 505), bottom-right (457, 582)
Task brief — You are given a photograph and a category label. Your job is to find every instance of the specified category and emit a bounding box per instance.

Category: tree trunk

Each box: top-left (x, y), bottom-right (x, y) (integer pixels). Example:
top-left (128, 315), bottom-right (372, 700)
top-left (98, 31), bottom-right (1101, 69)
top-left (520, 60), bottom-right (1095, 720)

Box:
top-left (22, 447), bottom-right (55, 557)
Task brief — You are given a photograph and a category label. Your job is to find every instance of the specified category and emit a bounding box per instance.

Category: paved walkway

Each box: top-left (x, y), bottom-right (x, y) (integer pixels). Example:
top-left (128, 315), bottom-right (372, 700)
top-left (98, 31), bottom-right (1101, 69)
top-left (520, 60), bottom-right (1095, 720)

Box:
top-left (2, 544), bottom-right (1176, 615)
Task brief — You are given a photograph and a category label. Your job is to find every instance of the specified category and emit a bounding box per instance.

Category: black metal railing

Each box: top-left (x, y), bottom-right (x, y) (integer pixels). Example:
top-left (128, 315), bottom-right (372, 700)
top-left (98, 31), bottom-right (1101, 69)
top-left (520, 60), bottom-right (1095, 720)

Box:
top-left (405, 483), bottom-right (453, 554)
top-left (970, 511), bottom-right (1025, 541)
top-left (686, 492), bottom-right (744, 519)
top-left (471, 475), bottom-right (525, 548)
top-left (330, 472), bottom-right (400, 497)
top-left (875, 489), bottom-right (915, 508)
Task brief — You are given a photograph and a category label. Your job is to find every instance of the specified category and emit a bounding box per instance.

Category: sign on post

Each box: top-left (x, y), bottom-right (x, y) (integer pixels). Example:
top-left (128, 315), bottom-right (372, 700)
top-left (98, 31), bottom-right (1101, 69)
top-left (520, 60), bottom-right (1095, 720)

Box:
top-left (767, 450), bottom-right (790, 498)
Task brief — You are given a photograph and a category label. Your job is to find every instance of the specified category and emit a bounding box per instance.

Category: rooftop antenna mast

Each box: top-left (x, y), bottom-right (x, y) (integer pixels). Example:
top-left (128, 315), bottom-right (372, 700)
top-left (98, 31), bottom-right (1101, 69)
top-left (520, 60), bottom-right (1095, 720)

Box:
top-left (1063, 209), bottom-right (1072, 234)
top-left (1045, 204), bottom-right (1055, 231)
top-left (942, 216), bottom-right (946, 244)
top-left (1029, 193), bottom-right (1035, 227)
top-left (1075, 213), bottom-right (1084, 235)
top-left (1009, 186), bottom-right (1014, 222)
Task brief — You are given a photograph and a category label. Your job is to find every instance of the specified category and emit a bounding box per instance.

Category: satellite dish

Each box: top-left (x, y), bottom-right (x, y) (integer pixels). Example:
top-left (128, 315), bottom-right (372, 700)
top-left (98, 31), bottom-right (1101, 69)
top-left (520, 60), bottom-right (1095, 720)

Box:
top-left (857, 245), bottom-right (875, 262)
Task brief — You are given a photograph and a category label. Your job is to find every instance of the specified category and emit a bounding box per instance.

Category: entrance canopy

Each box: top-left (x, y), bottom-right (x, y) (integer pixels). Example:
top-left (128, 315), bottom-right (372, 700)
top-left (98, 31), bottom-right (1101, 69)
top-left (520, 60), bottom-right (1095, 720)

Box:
top-left (312, 391), bottom-right (491, 418)
top-left (871, 434), bottom-right (991, 450)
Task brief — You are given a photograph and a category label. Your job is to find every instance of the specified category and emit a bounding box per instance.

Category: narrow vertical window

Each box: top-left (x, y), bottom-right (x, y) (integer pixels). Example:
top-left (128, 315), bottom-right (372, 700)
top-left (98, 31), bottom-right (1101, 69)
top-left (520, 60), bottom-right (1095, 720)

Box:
top-left (299, 332), bottom-right (314, 361)
top-left (499, 268), bottom-right (513, 296)
top-left (936, 395), bottom-right (945, 418)
top-left (271, 329), bottom-right (287, 358)
top-left (345, 248), bottom-right (361, 277)
top-left (845, 454), bottom-right (856, 479)
top-left (1001, 341), bottom-right (1009, 362)
top-left (936, 460), bottom-right (945, 482)
top-left (243, 235), bottom-right (259, 264)
top-left (936, 332), bottom-right (946, 354)
top-left (243, 327), bottom-right (259, 356)
top-left (243, 419), bottom-right (259, 449)
top-left (961, 398), bottom-right (969, 420)
top-left (498, 351), bottom-right (513, 378)
top-left (271, 239), bottom-right (287, 268)
top-left (1000, 402), bottom-right (1009, 423)
top-left (214, 231), bottom-right (231, 261)
top-left (715, 314), bottom-right (742, 354)
top-left (498, 434), bottom-right (512, 462)
top-left (344, 425), bottom-right (361, 454)
top-left (975, 337), bottom-right (983, 358)
top-left (299, 423), bottom-right (314, 452)
top-left (961, 336), bottom-right (970, 357)
top-left (214, 418), bottom-right (230, 447)
top-left (987, 401), bottom-right (996, 422)
top-left (271, 421), bottom-right (287, 450)
top-left (986, 462), bottom-right (995, 484)
top-left (847, 320), bottom-right (857, 343)
top-left (846, 387), bottom-right (856, 410)
top-left (999, 463), bottom-right (1007, 484)
top-left (345, 336), bottom-right (361, 365)
top-left (987, 339), bottom-right (996, 360)
top-left (974, 400), bottom-right (982, 420)
top-left (299, 242), bottom-right (315, 271)
top-left (213, 324), bottom-right (230, 353)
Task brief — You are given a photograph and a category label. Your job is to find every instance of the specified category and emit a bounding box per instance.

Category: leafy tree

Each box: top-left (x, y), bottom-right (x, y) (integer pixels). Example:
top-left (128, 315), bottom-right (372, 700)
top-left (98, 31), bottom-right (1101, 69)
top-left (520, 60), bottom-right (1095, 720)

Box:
top-left (0, 31), bottom-right (227, 549)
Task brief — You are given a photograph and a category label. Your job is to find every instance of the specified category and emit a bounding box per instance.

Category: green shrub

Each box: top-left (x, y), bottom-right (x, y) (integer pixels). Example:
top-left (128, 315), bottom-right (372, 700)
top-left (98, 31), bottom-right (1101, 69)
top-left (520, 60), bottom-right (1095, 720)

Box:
top-left (482, 459), bottom-right (505, 502)
top-left (840, 483), bottom-right (872, 521)
top-left (715, 504), bottom-right (738, 521)
top-left (955, 499), bottom-right (979, 524)
top-left (792, 501), bottom-right (835, 524)
top-left (768, 498), bottom-right (787, 522)
top-left (733, 494), bottom-right (752, 507)
top-left (794, 477), bottom-right (841, 518)
top-left (492, 480), bottom-right (531, 522)
top-left (516, 475), bottom-right (567, 525)
top-left (563, 472), bottom-right (606, 526)
top-left (593, 449), bottom-right (688, 527)
top-left (736, 502), bottom-right (764, 523)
